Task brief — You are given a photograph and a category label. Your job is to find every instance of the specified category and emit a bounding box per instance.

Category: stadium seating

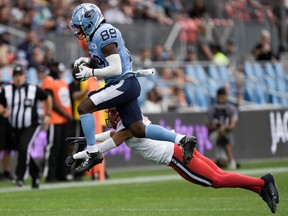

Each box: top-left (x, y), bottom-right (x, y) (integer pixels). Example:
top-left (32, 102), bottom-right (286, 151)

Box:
top-left (208, 65), bottom-right (220, 80)
top-left (243, 62), bottom-right (255, 79)
top-left (194, 85), bottom-right (209, 109)
top-left (218, 65), bottom-right (233, 82)
top-left (144, 62), bottom-right (288, 110)
top-left (241, 62), bottom-right (288, 107)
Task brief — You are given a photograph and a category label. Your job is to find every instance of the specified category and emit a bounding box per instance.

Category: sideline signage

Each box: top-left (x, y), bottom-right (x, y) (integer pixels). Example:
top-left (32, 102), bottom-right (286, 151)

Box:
top-left (104, 109), bottom-right (288, 168)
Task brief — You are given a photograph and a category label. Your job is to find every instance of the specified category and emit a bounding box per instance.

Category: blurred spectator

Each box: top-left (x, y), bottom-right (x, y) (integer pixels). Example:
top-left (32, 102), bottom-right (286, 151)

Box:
top-left (169, 86), bottom-right (188, 110)
top-left (14, 50), bottom-right (28, 68)
top-left (0, 64), bottom-right (52, 188)
top-left (133, 1), bottom-right (173, 25)
top-left (17, 30), bottom-right (39, 64)
top-left (252, 29), bottom-right (277, 61)
top-left (157, 67), bottom-right (174, 98)
top-left (139, 47), bottom-right (152, 69)
top-left (272, 0), bottom-right (288, 47)
top-left (0, 28), bottom-right (10, 45)
top-left (206, 87), bottom-right (238, 170)
top-left (162, 0), bottom-right (184, 20)
top-left (196, 23), bottom-right (214, 61)
top-left (225, 39), bottom-right (238, 65)
top-left (133, 47), bottom-right (153, 70)
top-left (104, 0), bottom-right (133, 24)
top-left (225, 0), bottom-right (273, 22)
top-left (151, 43), bottom-right (174, 61)
top-left (230, 72), bottom-right (245, 106)
top-left (11, 0), bottom-right (28, 27)
top-left (211, 43), bottom-right (229, 66)
top-left (41, 61), bottom-right (73, 182)
top-left (36, 65), bottom-right (48, 86)
top-left (141, 86), bottom-right (168, 113)
top-left (0, 43), bottom-right (13, 84)
top-left (188, 0), bottom-right (207, 18)
top-left (173, 67), bottom-right (193, 84)
top-left (184, 45), bottom-right (198, 62)
top-left (0, 5), bottom-right (10, 25)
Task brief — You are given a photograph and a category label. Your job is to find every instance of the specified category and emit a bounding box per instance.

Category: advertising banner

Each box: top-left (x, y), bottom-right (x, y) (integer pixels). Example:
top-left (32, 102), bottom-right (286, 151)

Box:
top-left (104, 109), bottom-right (288, 168)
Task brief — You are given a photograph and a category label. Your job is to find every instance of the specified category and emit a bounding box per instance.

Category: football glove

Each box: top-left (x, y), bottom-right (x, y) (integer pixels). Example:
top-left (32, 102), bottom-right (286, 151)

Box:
top-left (74, 57), bottom-right (91, 67)
top-left (76, 63), bottom-right (96, 81)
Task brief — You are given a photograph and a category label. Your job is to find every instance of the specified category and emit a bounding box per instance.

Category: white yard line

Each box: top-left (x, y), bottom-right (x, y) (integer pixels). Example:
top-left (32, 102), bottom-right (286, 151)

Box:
top-left (0, 166), bottom-right (287, 193)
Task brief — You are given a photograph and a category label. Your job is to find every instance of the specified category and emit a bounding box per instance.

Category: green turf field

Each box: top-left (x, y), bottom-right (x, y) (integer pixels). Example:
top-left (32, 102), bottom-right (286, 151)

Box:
top-left (0, 159), bottom-right (287, 216)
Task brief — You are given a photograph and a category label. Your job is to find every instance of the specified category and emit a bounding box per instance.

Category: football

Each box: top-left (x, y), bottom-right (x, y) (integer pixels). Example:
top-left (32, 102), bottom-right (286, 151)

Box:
top-left (72, 63), bottom-right (90, 82)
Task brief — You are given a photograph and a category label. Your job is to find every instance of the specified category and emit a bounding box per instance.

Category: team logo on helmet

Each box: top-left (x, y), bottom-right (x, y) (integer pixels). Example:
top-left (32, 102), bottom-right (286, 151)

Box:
top-left (71, 3), bottom-right (105, 40)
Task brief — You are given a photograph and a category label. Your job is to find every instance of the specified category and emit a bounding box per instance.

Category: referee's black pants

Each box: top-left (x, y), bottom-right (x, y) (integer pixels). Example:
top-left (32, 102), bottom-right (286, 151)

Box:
top-left (13, 125), bottom-right (41, 181)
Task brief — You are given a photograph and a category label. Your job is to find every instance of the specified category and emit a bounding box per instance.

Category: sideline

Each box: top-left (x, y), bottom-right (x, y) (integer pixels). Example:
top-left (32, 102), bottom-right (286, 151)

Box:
top-left (0, 166), bottom-right (287, 193)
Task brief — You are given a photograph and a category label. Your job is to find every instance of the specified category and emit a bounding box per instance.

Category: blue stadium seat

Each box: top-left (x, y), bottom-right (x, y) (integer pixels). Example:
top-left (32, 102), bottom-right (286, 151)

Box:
top-left (270, 94), bottom-right (281, 106)
top-left (207, 65), bottom-right (220, 79)
top-left (254, 83), bottom-right (267, 104)
top-left (207, 79), bottom-right (221, 104)
top-left (138, 77), bottom-right (154, 106)
top-left (184, 65), bottom-right (196, 79)
top-left (244, 81), bottom-right (255, 102)
top-left (194, 86), bottom-right (208, 109)
top-left (263, 62), bottom-right (275, 78)
top-left (194, 65), bottom-right (208, 82)
top-left (218, 65), bottom-right (232, 82)
top-left (184, 84), bottom-right (195, 106)
top-left (274, 63), bottom-right (285, 79)
top-left (243, 62), bottom-right (254, 78)
top-left (252, 62), bottom-right (264, 81)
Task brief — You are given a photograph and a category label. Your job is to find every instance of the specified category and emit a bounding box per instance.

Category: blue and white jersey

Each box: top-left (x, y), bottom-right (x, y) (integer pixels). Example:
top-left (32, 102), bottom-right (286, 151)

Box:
top-left (88, 23), bottom-right (133, 85)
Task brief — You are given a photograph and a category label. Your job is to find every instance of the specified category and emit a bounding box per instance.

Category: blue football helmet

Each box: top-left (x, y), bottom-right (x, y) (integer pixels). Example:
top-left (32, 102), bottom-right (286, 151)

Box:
top-left (71, 3), bottom-right (105, 40)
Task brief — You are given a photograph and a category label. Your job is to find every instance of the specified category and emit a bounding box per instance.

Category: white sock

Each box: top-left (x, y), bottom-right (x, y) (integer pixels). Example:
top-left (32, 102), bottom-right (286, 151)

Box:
top-left (95, 131), bottom-right (112, 142)
top-left (73, 151), bottom-right (88, 159)
top-left (97, 138), bottom-right (117, 154)
top-left (175, 134), bottom-right (185, 144)
top-left (87, 144), bottom-right (99, 153)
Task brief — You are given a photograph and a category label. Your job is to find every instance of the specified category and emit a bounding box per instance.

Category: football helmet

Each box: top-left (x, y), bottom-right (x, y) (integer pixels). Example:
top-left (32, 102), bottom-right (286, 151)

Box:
top-left (71, 3), bottom-right (105, 40)
top-left (105, 108), bottom-right (121, 129)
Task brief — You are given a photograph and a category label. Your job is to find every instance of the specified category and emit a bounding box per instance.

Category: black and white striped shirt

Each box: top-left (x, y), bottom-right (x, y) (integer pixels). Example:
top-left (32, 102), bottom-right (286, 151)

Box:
top-left (0, 84), bottom-right (48, 129)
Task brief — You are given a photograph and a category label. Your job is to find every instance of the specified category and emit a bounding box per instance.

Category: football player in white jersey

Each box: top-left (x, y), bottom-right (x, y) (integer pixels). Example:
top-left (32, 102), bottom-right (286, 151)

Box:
top-left (66, 108), bottom-right (279, 214)
top-left (70, 3), bottom-right (196, 173)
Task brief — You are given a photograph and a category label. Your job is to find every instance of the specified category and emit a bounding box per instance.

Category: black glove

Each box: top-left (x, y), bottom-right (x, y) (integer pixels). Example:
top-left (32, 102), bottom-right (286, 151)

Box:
top-left (65, 155), bottom-right (75, 167)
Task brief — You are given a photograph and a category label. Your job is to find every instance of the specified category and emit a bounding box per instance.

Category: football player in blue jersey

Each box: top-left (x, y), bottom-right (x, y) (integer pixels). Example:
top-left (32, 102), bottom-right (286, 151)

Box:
top-left (70, 3), bottom-right (197, 173)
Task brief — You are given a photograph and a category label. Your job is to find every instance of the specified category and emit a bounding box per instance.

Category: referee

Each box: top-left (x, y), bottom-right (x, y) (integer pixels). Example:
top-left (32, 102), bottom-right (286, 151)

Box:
top-left (0, 64), bottom-right (52, 188)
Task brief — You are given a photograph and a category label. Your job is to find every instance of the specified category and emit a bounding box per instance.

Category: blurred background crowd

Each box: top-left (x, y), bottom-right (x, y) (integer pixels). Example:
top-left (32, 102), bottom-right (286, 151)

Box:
top-left (0, 0), bottom-right (288, 186)
top-left (0, 0), bottom-right (287, 112)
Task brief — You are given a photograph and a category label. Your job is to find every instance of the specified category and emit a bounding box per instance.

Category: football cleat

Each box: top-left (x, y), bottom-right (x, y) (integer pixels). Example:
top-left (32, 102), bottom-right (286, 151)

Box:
top-left (261, 173), bottom-right (279, 204)
top-left (179, 136), bottom-right (197, 165)
top-left (260, 186), bottom-right (277, 213)
top-left (75, 152), bottom-right (103, 173)
top-left (32, 178), bottom-right (40, 189)
top-left (65, 155), bottom-right (76, 167)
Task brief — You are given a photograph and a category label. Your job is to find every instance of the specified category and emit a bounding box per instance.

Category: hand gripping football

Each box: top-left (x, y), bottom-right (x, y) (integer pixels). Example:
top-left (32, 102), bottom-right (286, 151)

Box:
top-left (72, 63), bottom-right (90, 82)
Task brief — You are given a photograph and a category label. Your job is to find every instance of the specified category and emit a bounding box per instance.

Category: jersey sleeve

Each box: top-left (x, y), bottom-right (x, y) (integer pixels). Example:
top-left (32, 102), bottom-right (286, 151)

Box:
top-left (95, 24), bottom-right (119, 50)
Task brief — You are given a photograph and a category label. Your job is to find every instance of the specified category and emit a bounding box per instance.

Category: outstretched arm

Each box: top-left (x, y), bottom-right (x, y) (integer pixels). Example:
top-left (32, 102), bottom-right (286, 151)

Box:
top-left (71, 129), bottom-right (133, 160)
